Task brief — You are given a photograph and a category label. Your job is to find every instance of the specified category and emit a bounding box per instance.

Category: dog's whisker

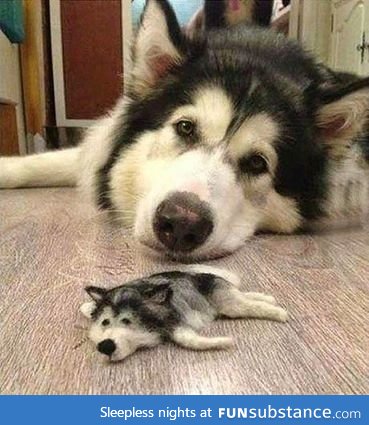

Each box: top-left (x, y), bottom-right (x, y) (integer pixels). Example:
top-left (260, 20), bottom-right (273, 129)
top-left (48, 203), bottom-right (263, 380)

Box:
top-left (73, 338), bottom-right (88, 350)
top-left (74, 325), bottom-right (88, 331)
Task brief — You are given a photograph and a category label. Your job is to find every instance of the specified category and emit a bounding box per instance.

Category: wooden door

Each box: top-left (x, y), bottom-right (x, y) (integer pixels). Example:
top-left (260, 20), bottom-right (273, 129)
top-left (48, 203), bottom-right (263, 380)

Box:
top-left (331, 0), bottom-right (369, 76)
top-left (60, 0), bottom-right (123, 120)
top-left (50, 0), bottom-right (130, 127)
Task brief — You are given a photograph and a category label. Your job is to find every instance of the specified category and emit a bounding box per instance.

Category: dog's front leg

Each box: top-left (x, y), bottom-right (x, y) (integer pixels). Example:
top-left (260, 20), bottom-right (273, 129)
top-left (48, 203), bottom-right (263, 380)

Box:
top-left (171, 327), bottom-right (233, 350)
top-left (0, 148), bottom-right (80, 188)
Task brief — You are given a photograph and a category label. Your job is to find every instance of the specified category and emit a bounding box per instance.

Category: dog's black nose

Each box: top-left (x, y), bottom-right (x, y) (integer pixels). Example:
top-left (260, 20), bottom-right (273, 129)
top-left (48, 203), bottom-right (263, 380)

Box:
top-left (97, 339), bottom-right (116, 356)
top-left (153, 192), bottom-right (213, 252)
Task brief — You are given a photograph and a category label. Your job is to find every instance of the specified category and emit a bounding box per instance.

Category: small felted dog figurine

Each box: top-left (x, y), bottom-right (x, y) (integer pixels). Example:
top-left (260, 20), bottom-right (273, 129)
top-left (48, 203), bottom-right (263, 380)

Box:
top-left (80, 266), bottom-right (288, 362)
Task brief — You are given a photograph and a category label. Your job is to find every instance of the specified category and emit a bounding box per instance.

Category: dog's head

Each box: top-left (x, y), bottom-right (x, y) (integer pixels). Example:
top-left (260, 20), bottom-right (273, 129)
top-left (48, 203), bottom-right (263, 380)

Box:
top-left (101, 0), bottom-right (369, 261)
top-left (81, 284), bottom-right (171, 361)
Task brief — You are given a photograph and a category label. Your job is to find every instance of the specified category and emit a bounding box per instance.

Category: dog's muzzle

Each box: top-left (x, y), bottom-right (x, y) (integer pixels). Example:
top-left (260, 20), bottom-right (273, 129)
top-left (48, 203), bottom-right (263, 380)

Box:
top-left (153, 191), bottom-right (213, 253)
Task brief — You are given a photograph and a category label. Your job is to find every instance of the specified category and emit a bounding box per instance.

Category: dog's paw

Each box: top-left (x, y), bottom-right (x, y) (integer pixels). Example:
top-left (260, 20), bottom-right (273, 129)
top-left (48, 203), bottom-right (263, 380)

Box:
top-left (215, 336), bottom-right (234, 349)
top-left (274, 306), bottom-right (289, 322)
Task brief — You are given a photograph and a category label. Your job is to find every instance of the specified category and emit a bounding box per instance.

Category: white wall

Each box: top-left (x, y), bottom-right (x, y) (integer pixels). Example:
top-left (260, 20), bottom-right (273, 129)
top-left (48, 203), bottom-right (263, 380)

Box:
top-left (0, 30), bottom-right (26, 154)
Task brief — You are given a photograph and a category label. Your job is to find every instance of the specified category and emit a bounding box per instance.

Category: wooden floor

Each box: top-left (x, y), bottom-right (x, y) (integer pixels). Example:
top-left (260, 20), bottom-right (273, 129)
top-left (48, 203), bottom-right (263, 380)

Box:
top-left (0, 188), bottom-right (368, 394)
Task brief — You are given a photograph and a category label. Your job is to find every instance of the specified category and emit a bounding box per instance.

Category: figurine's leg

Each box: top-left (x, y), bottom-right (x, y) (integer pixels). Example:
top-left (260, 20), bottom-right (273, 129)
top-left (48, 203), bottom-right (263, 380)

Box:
top-left (171, 327), bottom-right (233, 350)
top-left (211, 286), bottom-right (288, 322)
top-left (80, 301), bottom-right (96, 318)
top-left (242, 292), bottom-right (276, 305)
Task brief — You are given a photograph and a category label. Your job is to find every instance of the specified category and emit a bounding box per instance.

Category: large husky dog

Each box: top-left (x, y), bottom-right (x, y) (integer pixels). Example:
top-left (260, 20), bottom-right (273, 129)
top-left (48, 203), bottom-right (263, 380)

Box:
top-left (0, 0), bottom-right (368, 260)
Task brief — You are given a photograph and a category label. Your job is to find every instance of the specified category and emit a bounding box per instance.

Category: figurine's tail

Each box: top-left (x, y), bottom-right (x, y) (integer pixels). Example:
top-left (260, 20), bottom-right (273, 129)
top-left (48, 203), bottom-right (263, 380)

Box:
top-left (184, 265), bottom-right (241, 287)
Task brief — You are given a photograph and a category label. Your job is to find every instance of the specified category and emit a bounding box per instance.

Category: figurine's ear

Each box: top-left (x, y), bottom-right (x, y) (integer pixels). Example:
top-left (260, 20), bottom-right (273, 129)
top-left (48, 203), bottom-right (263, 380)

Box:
top-left (316, 77), bottom-right (369, 155)
top-left (85, 286), bottom-right (107, 303)
top-left (130, 0), bottom-right (186, 96)
top-left (80, 301), bottom-right (96, 319)
top-left (143, 284), bottom-right (172, 304)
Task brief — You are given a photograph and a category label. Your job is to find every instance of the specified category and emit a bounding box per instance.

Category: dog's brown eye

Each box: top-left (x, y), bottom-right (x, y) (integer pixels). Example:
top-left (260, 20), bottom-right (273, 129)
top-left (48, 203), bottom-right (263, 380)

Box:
top-left (121, 318), bottom-right (131, 325)
top-left (239, 154), bottom-right (268, 175)
top-left (176, 120), bottom-right (194, 137)
top-left (102, 319), bottom-right (110, 326)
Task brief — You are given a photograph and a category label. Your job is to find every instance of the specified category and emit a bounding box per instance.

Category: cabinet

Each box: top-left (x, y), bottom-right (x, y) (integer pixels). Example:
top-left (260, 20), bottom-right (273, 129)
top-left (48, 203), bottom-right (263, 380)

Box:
top-left (330, 0), bottom-right (369, 76)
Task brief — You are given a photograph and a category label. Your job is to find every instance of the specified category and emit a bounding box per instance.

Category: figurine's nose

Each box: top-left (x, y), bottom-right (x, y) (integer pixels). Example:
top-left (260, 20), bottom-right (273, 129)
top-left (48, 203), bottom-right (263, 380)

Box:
top-left (97, 339), bottom-right (116, 356)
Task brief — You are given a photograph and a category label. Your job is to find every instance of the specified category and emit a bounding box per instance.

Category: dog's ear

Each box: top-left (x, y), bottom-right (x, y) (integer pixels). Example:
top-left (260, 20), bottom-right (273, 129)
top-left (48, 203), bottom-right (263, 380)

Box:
top-left (143, 284), bottom-right (172, 304)
top-left (130, 0), bottom-right (186, 96)
top-left (316, 77), bottom-right (369, 156)
top-left (186, 7), bottom-right (204, 40)
top-left (85, 286), bottom-right (107, 303)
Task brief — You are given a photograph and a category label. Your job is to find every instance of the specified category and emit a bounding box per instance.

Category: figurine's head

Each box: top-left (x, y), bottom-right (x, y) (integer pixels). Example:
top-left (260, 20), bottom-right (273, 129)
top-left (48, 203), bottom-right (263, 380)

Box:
top-left (80, 284), bottom-right (170, 361)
